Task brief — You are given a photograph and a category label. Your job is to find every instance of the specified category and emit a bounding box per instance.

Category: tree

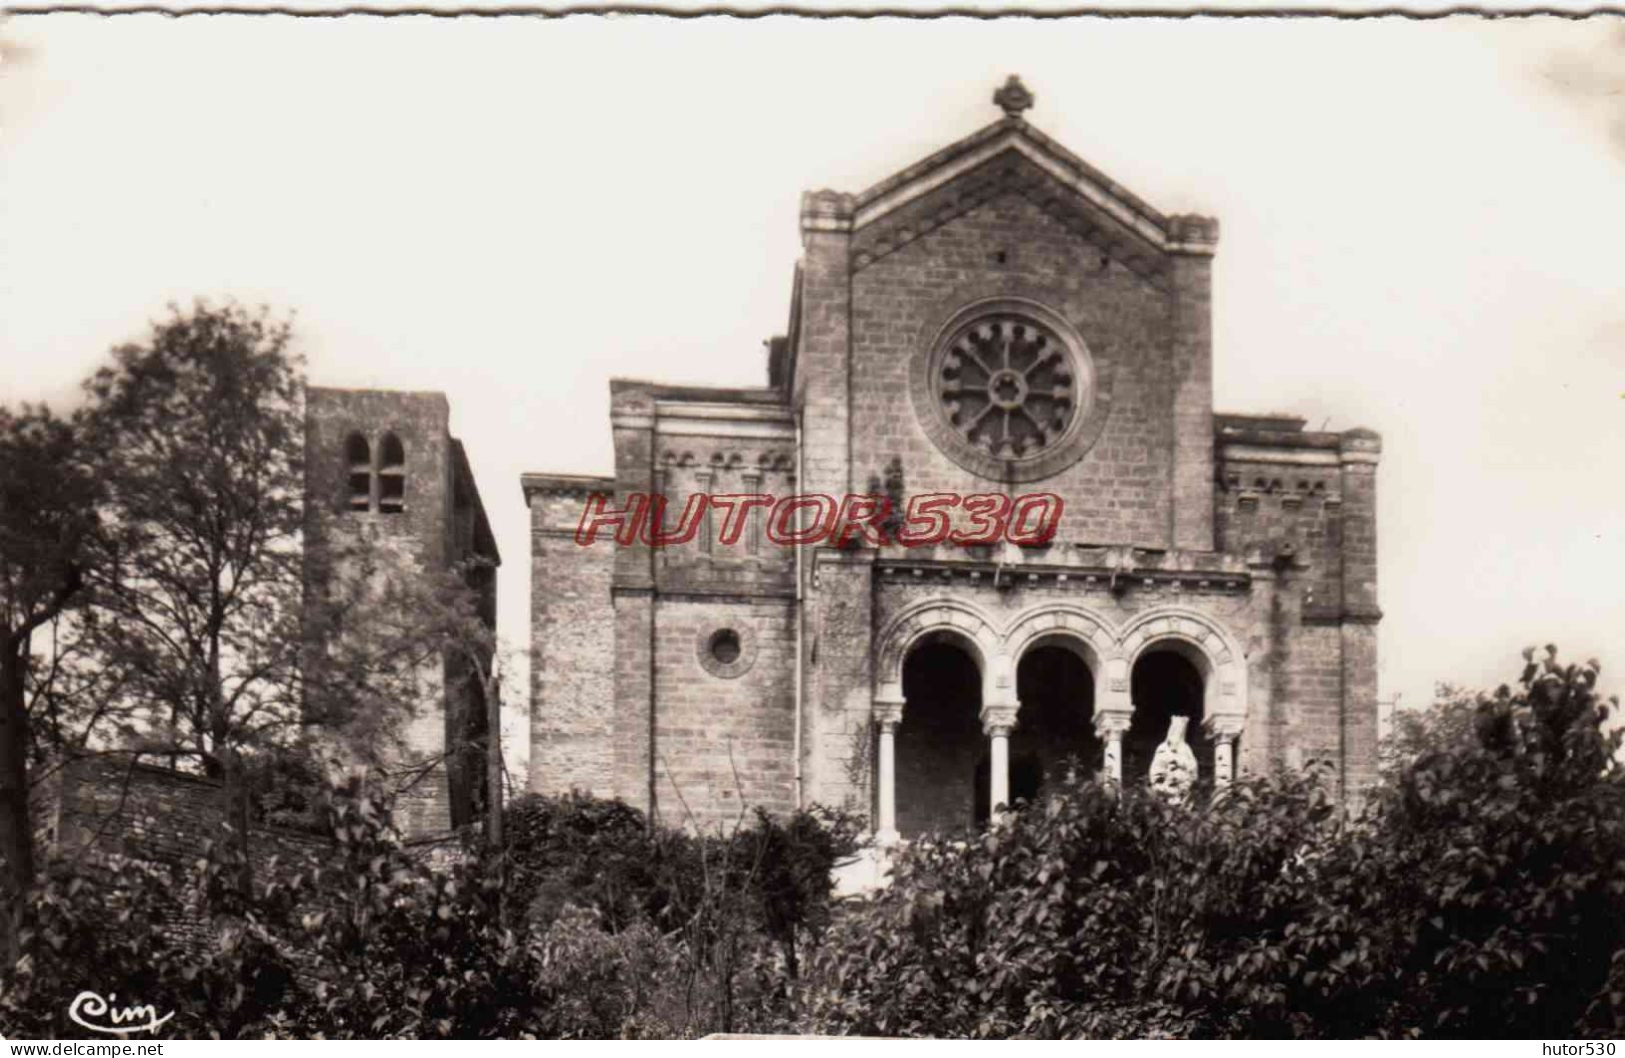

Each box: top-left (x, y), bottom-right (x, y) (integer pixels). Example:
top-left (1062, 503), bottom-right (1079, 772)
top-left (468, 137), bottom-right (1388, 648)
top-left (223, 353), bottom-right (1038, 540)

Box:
top-left (1362, 646), bottom-right (1625, 1035)
top-left (0, 405), bottom-right (101, 953)
top-left (1378, 683), bottom-right (1478, 779)
top-left (305, 549), bottom-right (503, 851)
top-left (77, 302), bottom-right (414, 891)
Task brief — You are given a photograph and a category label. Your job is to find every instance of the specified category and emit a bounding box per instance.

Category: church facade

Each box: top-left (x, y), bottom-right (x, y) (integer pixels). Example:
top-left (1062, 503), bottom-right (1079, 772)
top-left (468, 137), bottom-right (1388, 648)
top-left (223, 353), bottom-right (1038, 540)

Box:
top-left (523, 79), bottom-right (1381, 839)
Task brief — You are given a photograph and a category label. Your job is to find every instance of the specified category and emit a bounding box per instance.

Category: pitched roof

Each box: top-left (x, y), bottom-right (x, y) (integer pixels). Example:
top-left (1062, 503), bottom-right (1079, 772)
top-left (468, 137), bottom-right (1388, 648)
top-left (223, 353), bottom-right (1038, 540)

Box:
top-left (802, 113), bottom-right (1218, 263)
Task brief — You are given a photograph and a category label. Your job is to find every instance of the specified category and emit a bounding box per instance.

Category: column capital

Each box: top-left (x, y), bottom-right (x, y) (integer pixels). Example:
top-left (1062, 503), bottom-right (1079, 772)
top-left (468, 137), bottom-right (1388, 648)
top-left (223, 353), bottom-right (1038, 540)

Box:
top-left (980, 700), bottom-right (1018, 737)
top-left (1093, 708), bottom-right (1133, 740)
top-left (873, 695), bottom-right (905, 729)
top-left (1203, 713), bottom-right (1245, 742)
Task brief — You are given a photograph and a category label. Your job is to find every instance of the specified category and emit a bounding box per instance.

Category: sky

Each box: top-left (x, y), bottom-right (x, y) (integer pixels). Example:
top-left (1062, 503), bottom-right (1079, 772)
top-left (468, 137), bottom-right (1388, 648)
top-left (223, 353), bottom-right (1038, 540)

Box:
top-left (3, 14), bottom-right (1623, 779)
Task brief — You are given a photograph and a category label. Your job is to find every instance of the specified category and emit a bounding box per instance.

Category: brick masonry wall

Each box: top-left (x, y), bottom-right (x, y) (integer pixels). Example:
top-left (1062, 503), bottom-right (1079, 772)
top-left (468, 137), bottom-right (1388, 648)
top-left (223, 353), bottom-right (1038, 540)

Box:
top-left (802, 551), bottom-right (875, 817)
top-left (41, 757), bottom-right (333, 953)
top-left (527, 483), bottom-right (617, 798)
top-left (649, 597), bottom-right (797, 830)
top-left (1213, 435), bottom-right (1383, 796)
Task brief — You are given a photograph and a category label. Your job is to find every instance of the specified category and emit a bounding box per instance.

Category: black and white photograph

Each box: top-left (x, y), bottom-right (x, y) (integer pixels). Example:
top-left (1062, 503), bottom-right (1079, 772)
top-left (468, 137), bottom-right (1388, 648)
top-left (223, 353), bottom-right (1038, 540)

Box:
top-left (1, 8), bottom-right (1623, 1042)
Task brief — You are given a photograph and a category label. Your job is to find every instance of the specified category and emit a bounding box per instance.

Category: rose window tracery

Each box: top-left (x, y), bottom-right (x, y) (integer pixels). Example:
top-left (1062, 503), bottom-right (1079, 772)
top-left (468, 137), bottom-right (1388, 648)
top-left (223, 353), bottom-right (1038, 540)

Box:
top-left (937, 315), bottom-right (1077, 460)
top-left (910, 297), bottom-right (1107, 483)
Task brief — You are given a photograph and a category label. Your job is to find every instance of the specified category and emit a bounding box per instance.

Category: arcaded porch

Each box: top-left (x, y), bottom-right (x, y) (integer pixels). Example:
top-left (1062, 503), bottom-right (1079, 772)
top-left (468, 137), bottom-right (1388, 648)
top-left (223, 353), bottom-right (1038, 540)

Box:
top-left (871, 602), bottom-right (1248, 843)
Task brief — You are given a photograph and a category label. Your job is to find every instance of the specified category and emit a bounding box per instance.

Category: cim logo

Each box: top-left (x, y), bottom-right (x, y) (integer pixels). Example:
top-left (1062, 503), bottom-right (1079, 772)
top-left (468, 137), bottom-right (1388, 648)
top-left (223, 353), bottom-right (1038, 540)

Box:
top-left (66, 991), bottom-right (174, 1035)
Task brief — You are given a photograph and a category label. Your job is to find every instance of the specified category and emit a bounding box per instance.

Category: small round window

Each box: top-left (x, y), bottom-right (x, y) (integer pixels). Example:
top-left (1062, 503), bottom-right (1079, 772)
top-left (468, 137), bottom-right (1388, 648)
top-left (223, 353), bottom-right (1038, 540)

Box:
top-left (697, 625), bottom-right (755, 679)
top-left (709, 629), bottom-right (742, 665)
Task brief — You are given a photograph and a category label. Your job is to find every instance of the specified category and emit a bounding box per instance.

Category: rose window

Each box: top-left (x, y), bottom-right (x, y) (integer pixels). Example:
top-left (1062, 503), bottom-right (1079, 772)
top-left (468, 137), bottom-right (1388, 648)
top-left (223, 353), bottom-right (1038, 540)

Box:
top-left (936, 315), bottom-right (1077, 460)
top-left (910, 298), bottom-right (1106, 483)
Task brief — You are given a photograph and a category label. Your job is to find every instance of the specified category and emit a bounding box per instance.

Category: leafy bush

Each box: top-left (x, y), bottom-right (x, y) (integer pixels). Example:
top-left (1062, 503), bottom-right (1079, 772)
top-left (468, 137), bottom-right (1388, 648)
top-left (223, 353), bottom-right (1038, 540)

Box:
top-left (741, 804), bottom-right (865, 980)
top-left (0, 856), bottom-right (188, 1039)
top-left (501, 792), bottom-right (861, 1034)
top-left (266, 790), bottom-right (533, 1038)
top-left (0, 785), bottom-right (860, 1039)
top-left (790, 645), bottom-right (1625, 1039)
top-left (793, 771), bottom-right (1336, 1038)
top-left (529, 907), bottom-right (684, 1039)
top-left (1350, 647), bottom-right (1625, 1036)
top-left (504, 792), bottom-right (687, 933)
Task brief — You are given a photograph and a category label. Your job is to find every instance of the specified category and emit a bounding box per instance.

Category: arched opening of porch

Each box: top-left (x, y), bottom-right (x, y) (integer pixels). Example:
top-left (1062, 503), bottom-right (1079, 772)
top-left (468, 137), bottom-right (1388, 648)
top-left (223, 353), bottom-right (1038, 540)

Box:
top-left (896, 634), bottom-right (984, 838)
top-left (1008, 638), bottom-right (1099, 803)
top-left (1126, 646), bottom-right (1214, 787)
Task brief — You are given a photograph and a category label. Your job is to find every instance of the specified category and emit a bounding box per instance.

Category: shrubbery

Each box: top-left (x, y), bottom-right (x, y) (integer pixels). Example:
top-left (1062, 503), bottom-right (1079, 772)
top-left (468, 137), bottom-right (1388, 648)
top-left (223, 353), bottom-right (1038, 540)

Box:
top-left (501, 792), bottom-right (862, 1034)
top-left (790, 645), bottom-right (1625, 1038)
top-left (0, 856), bottom-right (191, 1039)
top-left (0, 782), bottom-right (861, 1038)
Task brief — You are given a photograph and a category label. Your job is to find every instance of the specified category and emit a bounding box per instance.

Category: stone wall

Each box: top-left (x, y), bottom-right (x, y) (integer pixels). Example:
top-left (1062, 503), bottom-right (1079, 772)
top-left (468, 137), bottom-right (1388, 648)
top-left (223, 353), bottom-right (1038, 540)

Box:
top-left (34, 757), bottom-right (475, 954)
top-left (525, 475), bottom-right (618, 798)
top-left (35, 758), bottom-right (333, 952)
top-left (571, 383), bottom-right (802, 826)
top-left (649, 596), bottom-right (797, 830)
top-left (305, 388), bottom-right (455, 577)
top-left (801, 550), bottom-right (876, 817)
top-left (1212, 420), bottom-right (1383, 795)
top-left (43, 757), bottom-right (332, 873)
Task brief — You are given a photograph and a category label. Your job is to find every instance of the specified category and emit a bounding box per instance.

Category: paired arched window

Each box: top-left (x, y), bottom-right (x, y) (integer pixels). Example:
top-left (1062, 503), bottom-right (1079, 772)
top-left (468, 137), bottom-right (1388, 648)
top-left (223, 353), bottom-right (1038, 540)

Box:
top-left (345, 433), bottom-right (372, 511)
top-left (342, 430), bottom-right (406, 514)
top-left (379, 433), bottom-right (406, 514)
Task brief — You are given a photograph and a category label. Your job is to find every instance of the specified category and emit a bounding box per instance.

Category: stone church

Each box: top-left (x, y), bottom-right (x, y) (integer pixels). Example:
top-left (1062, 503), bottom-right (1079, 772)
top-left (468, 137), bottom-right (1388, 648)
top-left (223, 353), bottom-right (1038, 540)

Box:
top-left (523, 79), bottom-right (1381, 840)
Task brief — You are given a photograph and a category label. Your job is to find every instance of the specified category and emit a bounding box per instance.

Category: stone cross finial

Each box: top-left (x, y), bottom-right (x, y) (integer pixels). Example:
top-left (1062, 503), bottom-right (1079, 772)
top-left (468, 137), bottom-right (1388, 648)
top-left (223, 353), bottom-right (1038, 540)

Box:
top-left (993, 75), bottom-right (1035, 119)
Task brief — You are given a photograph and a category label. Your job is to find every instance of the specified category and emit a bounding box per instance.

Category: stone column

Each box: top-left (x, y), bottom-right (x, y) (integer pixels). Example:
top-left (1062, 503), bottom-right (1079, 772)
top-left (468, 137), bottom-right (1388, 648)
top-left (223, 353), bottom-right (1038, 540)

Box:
top-left (989, 728), bottom-right (1010, 811)
top-left (873, 696), bottom-right (905, 845)
top-left (981, 701), bottom-right (1019, 816)
top-left (1204, 715), bottom-right (1244, 787)
top-left (1094, 710), bottom-right (1133, 784)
